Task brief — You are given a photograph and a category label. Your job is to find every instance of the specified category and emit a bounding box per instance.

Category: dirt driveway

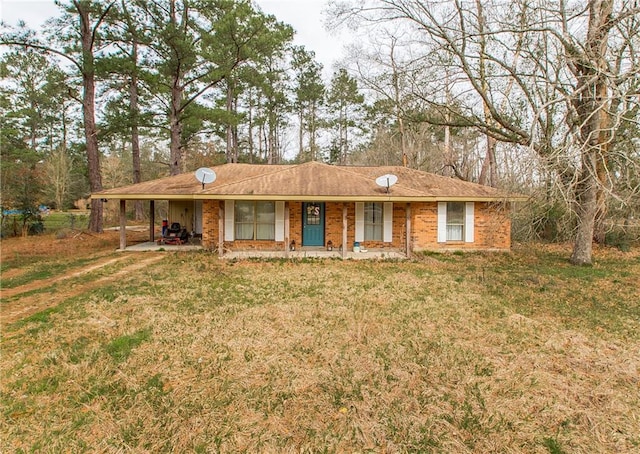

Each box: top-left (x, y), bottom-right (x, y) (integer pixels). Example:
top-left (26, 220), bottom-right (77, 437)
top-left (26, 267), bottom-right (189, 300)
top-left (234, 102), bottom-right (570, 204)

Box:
top-left (1, 230), bottom-right (162, 325)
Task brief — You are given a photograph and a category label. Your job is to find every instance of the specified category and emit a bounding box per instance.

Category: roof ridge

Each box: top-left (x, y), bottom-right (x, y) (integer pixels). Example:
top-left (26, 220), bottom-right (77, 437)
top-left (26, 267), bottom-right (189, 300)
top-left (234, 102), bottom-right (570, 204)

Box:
top-left (206, 161), bottom-right (423, 197)
top-left (203, 162), bottom-right (305, 193)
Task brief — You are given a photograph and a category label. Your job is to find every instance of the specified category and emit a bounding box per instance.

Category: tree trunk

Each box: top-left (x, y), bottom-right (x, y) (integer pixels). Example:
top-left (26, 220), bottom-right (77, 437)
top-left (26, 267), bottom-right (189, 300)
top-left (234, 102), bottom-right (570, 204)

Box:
top-left (475, 0), bottom-right (498, 188)
top-left (169, 78), bottom-right (183, 175)
top-left (168, 0), bottom-right (183, 175)
top-left (247, 89), bottom-right (254, 164)
top-left (267, 113), bottom-right (274, 165)
top-left (569, 0), bottom-right (614, 265)
top-left (571, 151), bottom-right (598, 265)
top-left (226, 79), bottom-right (236, 163)
top-left (310, 101), bottom-right (317, 161)
top-left (340, 106), bottom-right (348, 165)
top-left (478, 136), bottom-right (497, 187)
top-left (130, 40), bottom-right (143, 220)
top-left (78, 2), bottom-right (103, 233)
top-left (298, 108), bottom-right (305, 160)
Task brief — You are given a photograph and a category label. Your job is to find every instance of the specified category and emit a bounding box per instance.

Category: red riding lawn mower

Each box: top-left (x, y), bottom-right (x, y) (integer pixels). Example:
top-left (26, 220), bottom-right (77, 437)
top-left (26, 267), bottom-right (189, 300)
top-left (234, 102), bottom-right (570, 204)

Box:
top-left (160, 222), bottom-right (189, 245)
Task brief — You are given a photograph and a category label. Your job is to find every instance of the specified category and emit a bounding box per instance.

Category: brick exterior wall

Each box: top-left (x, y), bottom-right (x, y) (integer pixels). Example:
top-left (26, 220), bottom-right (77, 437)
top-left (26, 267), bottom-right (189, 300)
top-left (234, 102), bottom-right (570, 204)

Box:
top-left (473, 202), bottom-right (511, 250)
top-left (201, 200), bottom-right (219, 250)
top-left (201, 200), bottom-right (511, 252)
top-left (289, 202), bottom-right (302, 247)
top-left (411, 201), bottom-right (511, 251)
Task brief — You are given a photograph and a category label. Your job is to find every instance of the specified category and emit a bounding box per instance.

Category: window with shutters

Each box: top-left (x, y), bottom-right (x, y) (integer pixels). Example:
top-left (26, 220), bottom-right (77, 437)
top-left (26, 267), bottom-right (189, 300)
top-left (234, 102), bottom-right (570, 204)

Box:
top-left (446, 202), bottom-right (465, 241)
top-left (235, 201), bottom-right (275, 240)
top-left (364, 202), bottom-right (383, 241)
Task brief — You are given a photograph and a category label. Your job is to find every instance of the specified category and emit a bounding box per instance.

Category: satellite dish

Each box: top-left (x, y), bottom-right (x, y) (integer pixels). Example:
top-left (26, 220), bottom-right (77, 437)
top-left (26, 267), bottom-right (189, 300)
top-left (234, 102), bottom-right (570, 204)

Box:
top-left (375, 174), bottom-right (398, 193)
top-left (195, 167), bottom-right (216, 189)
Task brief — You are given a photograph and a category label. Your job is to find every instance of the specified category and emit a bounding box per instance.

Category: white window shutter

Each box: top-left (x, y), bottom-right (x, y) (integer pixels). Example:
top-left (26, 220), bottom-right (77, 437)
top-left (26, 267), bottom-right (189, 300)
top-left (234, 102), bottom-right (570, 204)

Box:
top-left (275, 201), bottom-right (285, 241)
top-left (383, 202), bottom-right (393, 243)
top-left (355, 202), bottom-right (364, 242)
top-left (465, 202), bottom-right (475, 243)
top-left (224, 200), bottom-right (235, 241)
top-left (437, 202), bottom-right (447, 243)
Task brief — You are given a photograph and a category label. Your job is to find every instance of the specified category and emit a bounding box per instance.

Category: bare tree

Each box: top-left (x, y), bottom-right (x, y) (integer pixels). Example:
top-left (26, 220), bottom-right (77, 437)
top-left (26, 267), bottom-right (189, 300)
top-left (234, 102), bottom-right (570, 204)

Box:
top-left (333, 0), bottom-right (640, 265)
top-left (45, 147), bottom-right (73, 210)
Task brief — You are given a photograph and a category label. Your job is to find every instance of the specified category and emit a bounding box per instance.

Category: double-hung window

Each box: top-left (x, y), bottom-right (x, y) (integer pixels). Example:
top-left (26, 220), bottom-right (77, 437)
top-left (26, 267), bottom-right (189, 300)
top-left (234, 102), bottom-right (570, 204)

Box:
top-left (446, 202), bottom-right (465, 241)
top-left (437, 201), bottom-right (475, 243)
top-left (364, 202), bottom-right (384, 241)
top-left (235, 201), bottom-right (275, 240)
top-left (355, 202), bottom-right (393, 243)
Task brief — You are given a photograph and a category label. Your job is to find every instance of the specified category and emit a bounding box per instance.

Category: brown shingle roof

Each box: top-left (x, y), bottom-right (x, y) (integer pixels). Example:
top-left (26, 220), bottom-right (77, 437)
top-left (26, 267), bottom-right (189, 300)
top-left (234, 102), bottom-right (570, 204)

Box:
top-left (93, 161), bottom-right (525, 201)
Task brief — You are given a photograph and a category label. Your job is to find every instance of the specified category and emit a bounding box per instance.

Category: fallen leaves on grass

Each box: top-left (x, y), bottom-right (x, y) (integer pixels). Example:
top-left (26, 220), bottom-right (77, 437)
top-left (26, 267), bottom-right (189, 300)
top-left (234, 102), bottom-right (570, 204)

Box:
top-left (1, 243), bottom-right (638, 452)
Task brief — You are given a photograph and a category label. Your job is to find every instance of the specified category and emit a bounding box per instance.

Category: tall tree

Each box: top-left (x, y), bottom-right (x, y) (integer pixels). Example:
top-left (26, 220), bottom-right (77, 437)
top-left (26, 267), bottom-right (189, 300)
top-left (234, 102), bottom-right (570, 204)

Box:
top-left (1, 0), bottom-right (115, 232)
top-left (258, 55), bottom-right (290, 164)
top-left (291, 46), bottom-right (325, 162)
top-left (0, 50), bottom-right (43, 216)
top-left (134, 0), bottom-right (291, 173)
top-left (99, 0), bottom-right (152, 219)
top-left (326, 68), bottom-right (365, 164)
top-left (67, 1), bottom-right (114, 231)
top-left (1, 42), bottom-right (78, 212)
top-left (45, 146), bottom-right (74, 210)
top-left (0, 49), bottom-right (55, 151)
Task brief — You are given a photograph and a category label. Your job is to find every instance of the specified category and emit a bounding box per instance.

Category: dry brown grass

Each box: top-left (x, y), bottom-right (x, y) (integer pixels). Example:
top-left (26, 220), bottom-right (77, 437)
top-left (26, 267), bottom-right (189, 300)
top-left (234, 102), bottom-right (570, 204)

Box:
top-left (1, 236), bottom-right (639, 452)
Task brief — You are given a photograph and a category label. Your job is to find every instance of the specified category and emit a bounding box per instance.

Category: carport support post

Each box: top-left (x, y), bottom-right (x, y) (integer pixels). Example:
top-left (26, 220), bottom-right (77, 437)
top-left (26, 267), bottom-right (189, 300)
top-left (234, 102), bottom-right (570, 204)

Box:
top-left (119, 199), bottom-right (127, 250)
top-left (342, 203), bottom-right (348, 260)
top-left (149, 200), bottom-right (155, 242)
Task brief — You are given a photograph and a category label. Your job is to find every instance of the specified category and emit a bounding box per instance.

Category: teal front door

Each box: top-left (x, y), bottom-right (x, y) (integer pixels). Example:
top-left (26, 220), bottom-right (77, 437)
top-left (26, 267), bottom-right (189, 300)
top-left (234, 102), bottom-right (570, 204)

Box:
top-left (302, 202), bottom-right (325, 246)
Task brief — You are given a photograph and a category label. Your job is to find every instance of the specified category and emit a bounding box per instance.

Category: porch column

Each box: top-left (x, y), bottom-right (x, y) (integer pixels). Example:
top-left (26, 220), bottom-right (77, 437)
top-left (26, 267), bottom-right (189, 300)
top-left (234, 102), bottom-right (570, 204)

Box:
top-left (405, 203), bottom-right (412, 258)
top-left (149, 200), bottom-right (155, 242)
top-left (342, 203), bottom-right (348, 259)
top-left (119, 199), bottom-right (126, 250)
top-left (218, 201), bottom-right (224, 258)
top-left (285, 202), bottom-right (290, 258)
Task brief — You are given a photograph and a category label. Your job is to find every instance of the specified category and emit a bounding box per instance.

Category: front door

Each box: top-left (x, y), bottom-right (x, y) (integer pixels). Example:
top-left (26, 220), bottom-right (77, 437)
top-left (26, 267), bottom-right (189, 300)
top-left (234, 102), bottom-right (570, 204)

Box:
top-left (302, 202), bottom-right (325, 246)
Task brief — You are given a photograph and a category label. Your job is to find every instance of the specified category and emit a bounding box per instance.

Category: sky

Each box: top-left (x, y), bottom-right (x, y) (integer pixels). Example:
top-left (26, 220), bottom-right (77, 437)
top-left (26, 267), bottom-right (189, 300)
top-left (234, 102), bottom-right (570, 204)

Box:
top-left (0, 0), bottom-right (350, 77)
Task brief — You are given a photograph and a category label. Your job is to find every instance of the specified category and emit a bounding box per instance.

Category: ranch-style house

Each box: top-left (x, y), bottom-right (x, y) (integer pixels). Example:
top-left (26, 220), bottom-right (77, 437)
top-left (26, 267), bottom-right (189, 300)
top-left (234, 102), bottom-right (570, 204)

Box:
top-left (93, 161), bottom-right (526, 258)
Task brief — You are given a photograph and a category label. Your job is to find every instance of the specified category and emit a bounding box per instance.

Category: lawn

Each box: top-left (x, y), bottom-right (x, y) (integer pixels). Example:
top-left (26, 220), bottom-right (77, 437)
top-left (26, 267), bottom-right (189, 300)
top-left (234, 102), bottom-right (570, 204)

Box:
top-left (1, 234), bottom-right (639, 453)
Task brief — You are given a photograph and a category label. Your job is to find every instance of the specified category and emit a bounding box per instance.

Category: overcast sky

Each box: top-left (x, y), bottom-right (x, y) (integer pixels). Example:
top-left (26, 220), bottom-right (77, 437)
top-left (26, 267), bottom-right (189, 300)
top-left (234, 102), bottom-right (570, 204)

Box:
top-left (0, 0), bottom-right (350, 77)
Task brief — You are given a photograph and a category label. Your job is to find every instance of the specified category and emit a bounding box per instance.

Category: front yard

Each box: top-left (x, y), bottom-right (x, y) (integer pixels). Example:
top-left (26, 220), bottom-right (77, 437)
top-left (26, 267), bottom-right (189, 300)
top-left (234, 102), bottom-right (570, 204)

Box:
top-left (1, 234), bottom-right (639, 452)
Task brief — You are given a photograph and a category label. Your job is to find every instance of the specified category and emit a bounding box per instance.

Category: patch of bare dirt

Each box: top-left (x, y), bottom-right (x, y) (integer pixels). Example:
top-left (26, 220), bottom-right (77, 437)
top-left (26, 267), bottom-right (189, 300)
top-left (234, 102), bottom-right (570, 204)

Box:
top-left (1, 256), bottom-right (127, 300)
top-left (1, 254), bottom-right (164, 325)
top-left (2, 229), bottom-right (149, 260)
top-left (1, 229), bottom-right (157, 325)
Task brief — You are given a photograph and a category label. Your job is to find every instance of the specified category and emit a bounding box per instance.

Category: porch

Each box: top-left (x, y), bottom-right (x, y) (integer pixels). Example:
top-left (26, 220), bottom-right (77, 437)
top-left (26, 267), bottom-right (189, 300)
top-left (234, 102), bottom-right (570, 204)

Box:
top-left (119, 242), bottom-right (406, 260)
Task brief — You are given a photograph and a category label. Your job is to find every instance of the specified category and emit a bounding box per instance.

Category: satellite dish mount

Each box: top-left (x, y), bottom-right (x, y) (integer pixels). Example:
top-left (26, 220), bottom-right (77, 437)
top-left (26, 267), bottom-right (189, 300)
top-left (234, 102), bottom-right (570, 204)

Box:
top-left (195, 167), bottom-right (217, 189)
top-left (375, 174), bottom-right (398, 193)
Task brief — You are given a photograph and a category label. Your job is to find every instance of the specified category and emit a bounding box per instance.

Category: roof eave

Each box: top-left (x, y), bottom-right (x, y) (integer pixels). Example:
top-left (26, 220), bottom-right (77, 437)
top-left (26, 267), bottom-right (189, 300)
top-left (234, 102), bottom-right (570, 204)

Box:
top-left (93, 193), bottom-right (528, 202)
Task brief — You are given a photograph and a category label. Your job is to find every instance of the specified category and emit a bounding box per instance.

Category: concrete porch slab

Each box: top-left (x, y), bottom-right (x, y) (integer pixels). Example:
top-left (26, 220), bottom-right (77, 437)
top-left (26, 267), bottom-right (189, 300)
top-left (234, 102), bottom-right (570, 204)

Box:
top-left (223, 249), bottom-right (406, 260)
top-left (121, 242), bottom-right (203, 252)
top-left (121, 242), bottom-right (405, 259)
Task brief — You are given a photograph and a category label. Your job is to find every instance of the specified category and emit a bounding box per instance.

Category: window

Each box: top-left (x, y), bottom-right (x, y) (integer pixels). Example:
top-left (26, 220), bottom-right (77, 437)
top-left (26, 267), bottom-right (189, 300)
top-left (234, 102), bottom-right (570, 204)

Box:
top-left (446, 202), bottom-right (465, 241)
top-left (305, 203), bottom-right (321, 225)
top-left (437, 202), bottom-right (475, 243)
top-left (364, 202), bottom-right (383, 241)
top-left (355, 202), bottom-right (393, 243)
top-left (235, 201), bottom-right (275, 240)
